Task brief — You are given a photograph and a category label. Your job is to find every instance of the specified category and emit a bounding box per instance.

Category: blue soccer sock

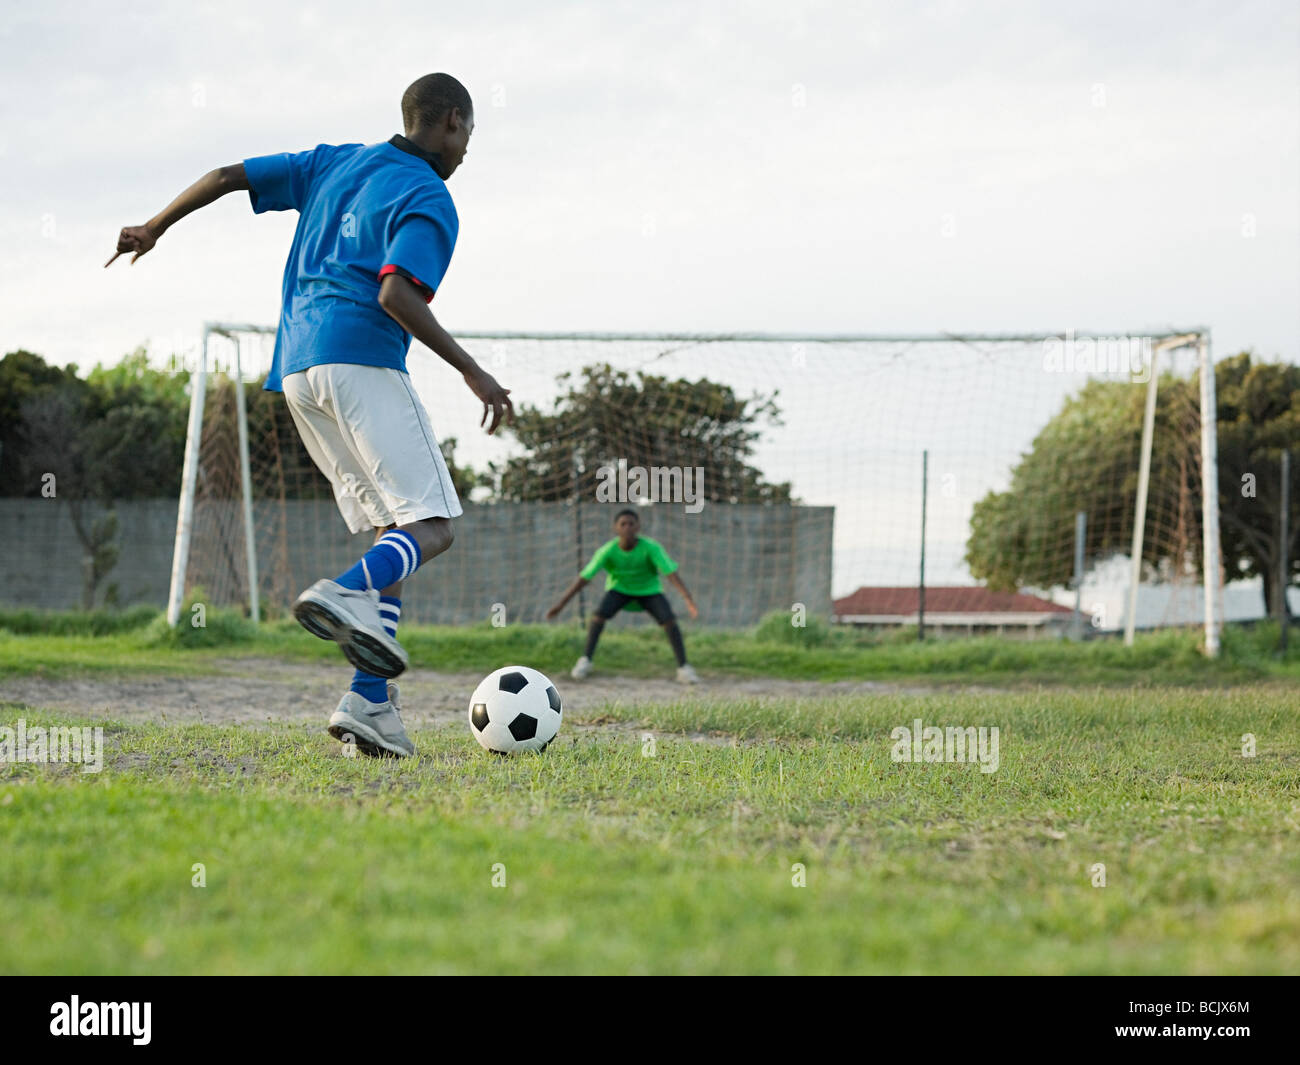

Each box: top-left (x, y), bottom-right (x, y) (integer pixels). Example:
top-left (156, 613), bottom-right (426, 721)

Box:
top-left (335, 530), bottom-right (422, 593)
top-left (350, 596), bottom-right (402, 704)
top-left (377, 596), bottom-right (402, 638)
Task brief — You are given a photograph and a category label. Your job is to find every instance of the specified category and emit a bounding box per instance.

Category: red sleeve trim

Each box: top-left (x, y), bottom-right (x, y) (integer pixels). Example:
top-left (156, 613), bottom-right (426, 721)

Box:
top-left (378, 264), bottom-right (434, 303)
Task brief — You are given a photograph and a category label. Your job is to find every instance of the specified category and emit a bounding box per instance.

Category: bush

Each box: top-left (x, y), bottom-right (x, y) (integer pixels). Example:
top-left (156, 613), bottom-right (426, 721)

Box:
top-left (142, 590), bottom-right (258, 648)
top-left (753, 610), bottom-right (832, 647)
top-left (0, 605), bottom-right (159, 636)
top-left (1221, 620), bottom-right (1300, 666)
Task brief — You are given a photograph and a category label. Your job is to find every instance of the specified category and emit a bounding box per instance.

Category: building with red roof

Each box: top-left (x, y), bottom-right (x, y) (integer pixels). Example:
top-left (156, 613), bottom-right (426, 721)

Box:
top-left (833, 586), bottom-right (1073, 636)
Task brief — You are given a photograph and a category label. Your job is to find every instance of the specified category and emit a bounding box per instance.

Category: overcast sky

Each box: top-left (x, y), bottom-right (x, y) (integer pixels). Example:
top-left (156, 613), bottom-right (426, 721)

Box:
top-left (2, 0), bottom-right (1297, 369)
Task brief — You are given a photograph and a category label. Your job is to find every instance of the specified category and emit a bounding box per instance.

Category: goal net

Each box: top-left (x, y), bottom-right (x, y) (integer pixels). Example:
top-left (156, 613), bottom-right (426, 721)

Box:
top-left (167, 325), bottom-right (1224, 650)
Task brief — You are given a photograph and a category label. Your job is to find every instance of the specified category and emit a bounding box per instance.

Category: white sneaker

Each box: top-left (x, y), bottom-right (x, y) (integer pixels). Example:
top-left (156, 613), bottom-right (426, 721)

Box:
top-left (676, 664), bottom-right (701, 685)
top-left (328, 684), bottom-right (415, 758)
top-left (571, 655), bottom-right (592, 680)
top-left (293, 578), bottom-right (409, 679)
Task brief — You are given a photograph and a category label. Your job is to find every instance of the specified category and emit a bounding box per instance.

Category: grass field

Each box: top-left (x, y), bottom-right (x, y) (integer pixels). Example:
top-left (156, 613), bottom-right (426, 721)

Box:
top-left (2, 609), bottom-right (1298, 974)
top-left (3, 603), bottom-right (1299, 686)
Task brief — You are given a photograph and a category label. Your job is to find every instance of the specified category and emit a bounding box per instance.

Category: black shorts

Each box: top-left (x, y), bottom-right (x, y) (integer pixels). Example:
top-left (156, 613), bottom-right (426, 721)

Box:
top-left (594, 590), bottom-right (676, 624)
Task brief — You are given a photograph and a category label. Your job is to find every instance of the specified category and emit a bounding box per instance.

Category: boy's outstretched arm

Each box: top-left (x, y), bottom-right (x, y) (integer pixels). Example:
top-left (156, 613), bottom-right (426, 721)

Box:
top-left (666, 572), bottom-right (700, 619)
top-left (546, 576), bottom-right (590, 621)
top-left (105, 164), bottom-right (249, 267)
top-left (378, 273), bottom-right (515, 435)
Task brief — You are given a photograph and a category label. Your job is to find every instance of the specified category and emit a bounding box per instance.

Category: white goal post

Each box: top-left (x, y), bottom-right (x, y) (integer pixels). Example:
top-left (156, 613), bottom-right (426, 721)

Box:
top-left (1116, 329), bottom-right (1222, 654)
top-left (166, 321), bottom-right (273, 628)
top-left (166, 324), bottom-right (1225, 655)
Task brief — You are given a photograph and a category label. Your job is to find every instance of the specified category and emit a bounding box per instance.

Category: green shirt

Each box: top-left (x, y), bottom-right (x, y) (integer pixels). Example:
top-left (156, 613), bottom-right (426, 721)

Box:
top-left (581, 536), bottom-right (679, 598)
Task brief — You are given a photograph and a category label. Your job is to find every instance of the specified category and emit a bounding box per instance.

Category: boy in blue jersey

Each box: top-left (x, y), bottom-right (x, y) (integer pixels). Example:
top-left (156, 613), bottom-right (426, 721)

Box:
top-left (107, 74), bottom-right (512, 758)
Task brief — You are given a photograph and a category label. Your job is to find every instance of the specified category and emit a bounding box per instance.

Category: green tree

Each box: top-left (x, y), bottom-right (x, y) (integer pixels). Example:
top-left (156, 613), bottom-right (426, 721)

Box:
top-left (966, 353), bottom-right (1299, 619)
top-left (1214, 353), bottom-right (1300, 619)
top-left (14, 350), bottom-right (192, 606)
top-left (487, 363), bottom-right (791, 503)
top-left (20, 381), bottom-right (120, 608)
top-left (0, 349), bottom-right (80, 495)
top-left (967, 377), bottom-right (1157, 591)
top-left (85, 348), bottom-right (190, 500)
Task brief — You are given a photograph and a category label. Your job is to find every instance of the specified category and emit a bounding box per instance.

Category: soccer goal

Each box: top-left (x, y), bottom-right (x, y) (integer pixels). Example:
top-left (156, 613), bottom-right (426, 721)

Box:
top-left (167, 324), bottom-right (1224, 653)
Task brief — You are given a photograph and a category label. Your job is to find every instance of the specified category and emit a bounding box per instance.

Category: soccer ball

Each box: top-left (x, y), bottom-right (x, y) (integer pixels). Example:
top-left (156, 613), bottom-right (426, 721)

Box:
top-left (468, 665), bottom-right (562, 755)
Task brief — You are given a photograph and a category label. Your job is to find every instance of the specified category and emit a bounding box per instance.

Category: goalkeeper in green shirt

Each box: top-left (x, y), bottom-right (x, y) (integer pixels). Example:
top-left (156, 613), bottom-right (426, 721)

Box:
top-left (546, 508), bottom-right (700, 683)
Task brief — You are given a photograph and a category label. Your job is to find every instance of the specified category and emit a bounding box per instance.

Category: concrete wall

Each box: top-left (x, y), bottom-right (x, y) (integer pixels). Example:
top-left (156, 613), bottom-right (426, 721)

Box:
top-left (0, 498), bottom-right (178, 611)
top-left (0, 499), bottom-right (834, 627)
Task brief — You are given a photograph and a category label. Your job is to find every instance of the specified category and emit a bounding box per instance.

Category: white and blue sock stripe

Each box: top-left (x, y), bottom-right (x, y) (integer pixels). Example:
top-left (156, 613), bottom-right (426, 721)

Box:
top-left (377, 531), bottom-right (420, 583)
top-left (378, 597), bottom-right (401, 636)
top-left (335, 529), bottom-right (423, 592)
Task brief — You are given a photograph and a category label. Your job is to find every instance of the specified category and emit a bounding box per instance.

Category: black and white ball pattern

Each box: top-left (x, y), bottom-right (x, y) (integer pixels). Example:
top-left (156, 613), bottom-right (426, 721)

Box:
top-left (468, 665), bottom-right (562, 755)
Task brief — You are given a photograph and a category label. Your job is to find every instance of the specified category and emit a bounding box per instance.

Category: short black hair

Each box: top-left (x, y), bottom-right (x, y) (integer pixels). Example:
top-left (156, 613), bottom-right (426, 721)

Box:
top-left (401, 73), bottom-right (473, 132)
top-left (615, 508), bottom-right (640, 523)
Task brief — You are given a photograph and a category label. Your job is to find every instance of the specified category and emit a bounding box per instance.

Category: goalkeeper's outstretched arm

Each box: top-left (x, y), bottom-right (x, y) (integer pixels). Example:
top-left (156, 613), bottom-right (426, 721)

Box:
top-left (105, 164), bottom-right (250, 266)
top-left (666, 572), bottom-right (700, 620)
top-left (546, 576), bottom-right (590, 621)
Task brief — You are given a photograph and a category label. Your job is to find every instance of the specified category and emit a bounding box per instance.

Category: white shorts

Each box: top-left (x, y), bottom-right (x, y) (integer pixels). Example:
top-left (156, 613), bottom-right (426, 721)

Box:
top-left (282, 363), bottom-right (464, 535)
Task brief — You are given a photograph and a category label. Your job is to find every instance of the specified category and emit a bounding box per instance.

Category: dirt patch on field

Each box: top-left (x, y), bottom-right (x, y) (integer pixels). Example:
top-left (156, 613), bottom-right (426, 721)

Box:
top-left (0, 657), bottom-right (935, 740)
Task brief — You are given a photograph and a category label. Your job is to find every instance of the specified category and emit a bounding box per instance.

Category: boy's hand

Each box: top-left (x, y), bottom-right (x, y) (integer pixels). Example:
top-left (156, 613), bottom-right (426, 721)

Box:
top-left (464, 367), bottom-right (514, 435)
top-left (105, 224), bottom-right (158, 267)
top-left (686, 601), bottom-right (700, 620)
top-left (545, 604), bottom-right (562, 621)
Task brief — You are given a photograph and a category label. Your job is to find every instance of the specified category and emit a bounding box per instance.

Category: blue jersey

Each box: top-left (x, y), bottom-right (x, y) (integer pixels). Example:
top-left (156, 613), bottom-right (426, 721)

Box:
top-left (243, 137), bottom-right (458, 391)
